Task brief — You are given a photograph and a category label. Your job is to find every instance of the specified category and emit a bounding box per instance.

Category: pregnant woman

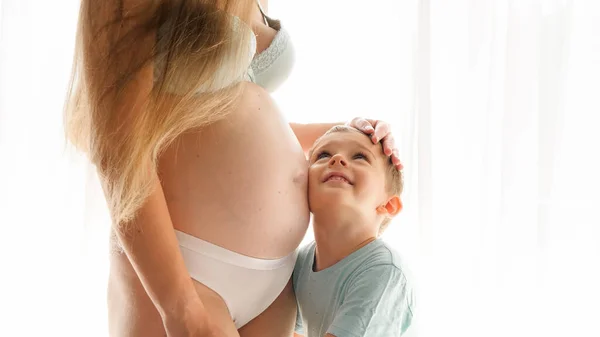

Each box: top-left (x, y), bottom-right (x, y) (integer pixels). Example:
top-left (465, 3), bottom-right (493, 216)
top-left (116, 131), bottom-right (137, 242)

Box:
top-left (65, 0), bottom-right (401, 336)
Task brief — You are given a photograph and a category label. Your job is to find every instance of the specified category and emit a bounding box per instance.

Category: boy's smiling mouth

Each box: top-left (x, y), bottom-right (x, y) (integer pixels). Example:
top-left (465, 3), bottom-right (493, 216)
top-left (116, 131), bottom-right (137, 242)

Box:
top-left (323, 172), bottom-right (353, 185)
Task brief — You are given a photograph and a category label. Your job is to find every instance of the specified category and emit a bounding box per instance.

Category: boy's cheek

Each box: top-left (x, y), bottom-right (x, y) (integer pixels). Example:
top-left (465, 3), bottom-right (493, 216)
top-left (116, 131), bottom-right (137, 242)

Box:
top-left (307, 167), bottom-right (321, 185)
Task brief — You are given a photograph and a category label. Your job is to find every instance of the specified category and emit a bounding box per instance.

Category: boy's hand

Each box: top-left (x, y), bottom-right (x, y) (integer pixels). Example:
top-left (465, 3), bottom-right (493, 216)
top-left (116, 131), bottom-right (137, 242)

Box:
top-left (346, 117), bottom-right (403, 170)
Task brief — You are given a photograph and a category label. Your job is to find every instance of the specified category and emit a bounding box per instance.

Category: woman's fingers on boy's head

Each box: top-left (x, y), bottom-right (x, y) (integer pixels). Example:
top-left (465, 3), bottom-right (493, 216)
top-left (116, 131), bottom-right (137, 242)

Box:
top-left (349, 117), bottom-right (375, 134)
top-left (392, 149), bottom-right (403, 170)
top-left (373, 121), bottom-right (391, 143)
top-left (380, 133), bottom-right (395, 156)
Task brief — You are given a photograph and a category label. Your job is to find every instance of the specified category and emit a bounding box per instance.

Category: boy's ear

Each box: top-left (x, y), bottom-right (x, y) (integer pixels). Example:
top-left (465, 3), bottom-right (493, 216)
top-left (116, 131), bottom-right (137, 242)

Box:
top-left (376, 196), bottom-right (403, 216)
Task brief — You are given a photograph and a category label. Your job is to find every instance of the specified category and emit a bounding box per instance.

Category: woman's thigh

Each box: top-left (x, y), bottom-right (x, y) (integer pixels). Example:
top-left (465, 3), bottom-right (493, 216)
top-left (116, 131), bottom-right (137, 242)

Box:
top-left (238, 278), bottom-right (297, 337)
top-left (192, 282), bottom-right (241, 337)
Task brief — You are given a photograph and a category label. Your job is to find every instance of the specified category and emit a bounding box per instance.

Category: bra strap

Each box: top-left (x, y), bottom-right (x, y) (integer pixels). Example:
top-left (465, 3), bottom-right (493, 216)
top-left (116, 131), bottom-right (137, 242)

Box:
top-left (256, 0), bottom-right (269, 26)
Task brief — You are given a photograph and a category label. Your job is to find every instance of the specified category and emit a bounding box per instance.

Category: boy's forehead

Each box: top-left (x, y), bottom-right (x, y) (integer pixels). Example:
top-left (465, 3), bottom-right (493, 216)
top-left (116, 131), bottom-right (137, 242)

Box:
top-left (316, 131), bottom-right (382, 154)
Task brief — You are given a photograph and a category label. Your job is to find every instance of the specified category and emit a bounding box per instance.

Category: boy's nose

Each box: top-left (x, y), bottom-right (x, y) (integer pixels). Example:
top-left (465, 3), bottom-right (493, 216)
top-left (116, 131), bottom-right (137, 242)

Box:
top-left (328, 154), bottom-right (348, 167)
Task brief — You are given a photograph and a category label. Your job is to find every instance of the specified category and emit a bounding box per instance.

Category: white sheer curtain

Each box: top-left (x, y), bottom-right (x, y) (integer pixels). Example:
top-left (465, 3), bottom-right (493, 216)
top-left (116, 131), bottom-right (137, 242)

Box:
top-left (1, 0), bottom-right (599, 336)
top-left (409, 1), bottom-right (600, 336)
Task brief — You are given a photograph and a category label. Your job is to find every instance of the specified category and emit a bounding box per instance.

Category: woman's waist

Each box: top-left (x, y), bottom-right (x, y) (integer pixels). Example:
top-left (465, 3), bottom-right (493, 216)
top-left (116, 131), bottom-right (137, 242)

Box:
top-left (159, 144), bottom-right (310, 257)
top-left (166, 180), bottom-right (309, 259)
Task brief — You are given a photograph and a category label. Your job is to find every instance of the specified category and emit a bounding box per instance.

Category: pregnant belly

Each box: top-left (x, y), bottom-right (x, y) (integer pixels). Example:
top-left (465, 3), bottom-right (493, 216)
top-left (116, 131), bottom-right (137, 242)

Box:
top-left (159, 83), bottom-right (310, 259)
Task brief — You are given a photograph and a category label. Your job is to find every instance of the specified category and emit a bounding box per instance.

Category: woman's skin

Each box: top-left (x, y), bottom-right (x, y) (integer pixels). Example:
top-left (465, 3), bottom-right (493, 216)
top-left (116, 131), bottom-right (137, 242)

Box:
top-left (102, 1), bottom-right (401, 337)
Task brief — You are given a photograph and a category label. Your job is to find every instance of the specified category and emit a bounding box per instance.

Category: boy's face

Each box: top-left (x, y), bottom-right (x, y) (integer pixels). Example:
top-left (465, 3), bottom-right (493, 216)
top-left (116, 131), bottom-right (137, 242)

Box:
top-left (308, 130), bottom-right (390, 217)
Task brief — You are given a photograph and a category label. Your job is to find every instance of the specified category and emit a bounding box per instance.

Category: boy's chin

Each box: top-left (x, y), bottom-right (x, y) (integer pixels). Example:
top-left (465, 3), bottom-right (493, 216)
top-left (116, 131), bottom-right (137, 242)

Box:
top-left (309, 195), bottom-right (356, 213)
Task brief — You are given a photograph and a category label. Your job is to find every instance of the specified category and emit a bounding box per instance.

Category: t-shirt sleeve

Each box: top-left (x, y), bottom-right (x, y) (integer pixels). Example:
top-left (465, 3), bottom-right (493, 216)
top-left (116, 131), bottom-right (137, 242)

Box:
top-left (327, 265), bottom-right (415, 337)
top-left (293, 243), bottom-right (311, 335)
top-left (294, 300), bottom-right (305, 335)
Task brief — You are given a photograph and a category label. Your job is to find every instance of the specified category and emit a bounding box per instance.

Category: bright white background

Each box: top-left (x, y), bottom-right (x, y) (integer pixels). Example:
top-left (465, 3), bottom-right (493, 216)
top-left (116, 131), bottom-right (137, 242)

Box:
top-left (1, 0), bottom-right (599, 336)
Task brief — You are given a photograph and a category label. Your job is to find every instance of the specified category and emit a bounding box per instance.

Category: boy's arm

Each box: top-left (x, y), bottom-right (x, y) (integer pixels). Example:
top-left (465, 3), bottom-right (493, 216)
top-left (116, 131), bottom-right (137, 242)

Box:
top-left (325, 265), bottom-right (415, 337)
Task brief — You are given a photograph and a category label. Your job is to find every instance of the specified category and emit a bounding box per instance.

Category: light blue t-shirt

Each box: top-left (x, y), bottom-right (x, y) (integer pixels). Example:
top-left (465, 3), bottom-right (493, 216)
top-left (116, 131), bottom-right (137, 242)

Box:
top-left (293, 239), bottom-right (415, 337)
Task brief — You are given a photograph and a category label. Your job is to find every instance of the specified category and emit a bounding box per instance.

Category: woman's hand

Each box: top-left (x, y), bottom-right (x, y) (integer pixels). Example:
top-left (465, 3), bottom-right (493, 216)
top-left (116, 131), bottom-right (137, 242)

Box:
top-left (346, 117), bottom-right (403, 170)
top-left (164, 308), bottom-right (227, 337)
top-left (163, 291), bottom-right (239, 337)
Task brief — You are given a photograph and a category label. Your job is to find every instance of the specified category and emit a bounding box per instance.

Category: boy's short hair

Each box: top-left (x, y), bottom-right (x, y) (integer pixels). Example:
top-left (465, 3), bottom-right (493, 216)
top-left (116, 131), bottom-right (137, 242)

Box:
top-left (309, 125), bottom-right (404, 235)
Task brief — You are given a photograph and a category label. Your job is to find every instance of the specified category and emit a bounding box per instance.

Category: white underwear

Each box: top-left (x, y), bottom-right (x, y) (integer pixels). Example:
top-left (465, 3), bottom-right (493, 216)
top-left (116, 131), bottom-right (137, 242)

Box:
top-left (174, 230), bottom-right (297, 328)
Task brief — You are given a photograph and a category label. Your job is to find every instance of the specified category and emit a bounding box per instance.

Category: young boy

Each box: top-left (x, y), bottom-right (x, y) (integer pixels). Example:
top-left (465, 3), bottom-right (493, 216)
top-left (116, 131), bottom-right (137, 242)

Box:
top-left (293, 125), bottom-right (415, 337)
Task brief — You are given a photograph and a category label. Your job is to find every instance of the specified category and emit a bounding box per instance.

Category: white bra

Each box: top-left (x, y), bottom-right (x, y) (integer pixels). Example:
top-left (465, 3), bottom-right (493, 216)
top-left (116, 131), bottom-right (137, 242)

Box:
top-left (247, 0), bottom-right (295, 93)
top-left (155, 1), bottom-right (295, 94)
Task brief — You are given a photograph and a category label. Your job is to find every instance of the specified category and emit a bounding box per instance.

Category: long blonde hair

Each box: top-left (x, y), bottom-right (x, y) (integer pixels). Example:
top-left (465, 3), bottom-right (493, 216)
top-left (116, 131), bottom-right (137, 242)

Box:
top-left (64, 0), bottom-right (255, 229)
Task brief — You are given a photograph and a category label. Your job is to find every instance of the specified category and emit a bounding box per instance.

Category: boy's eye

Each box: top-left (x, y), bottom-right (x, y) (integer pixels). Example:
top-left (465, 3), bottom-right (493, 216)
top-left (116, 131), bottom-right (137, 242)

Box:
top-left (317, 151), bottom-right (331, 160)
top-left (353, 152), bottom-right (368, 161)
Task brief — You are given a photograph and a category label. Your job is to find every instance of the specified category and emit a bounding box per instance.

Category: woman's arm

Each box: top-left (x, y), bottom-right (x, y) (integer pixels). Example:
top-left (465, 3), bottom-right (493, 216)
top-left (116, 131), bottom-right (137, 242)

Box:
top-left (289, 122), bottom-right (343, 154)
top-left (82, 0), bottom-right (210, 333)
top-left (119, 176), bottom-right (207, 328)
